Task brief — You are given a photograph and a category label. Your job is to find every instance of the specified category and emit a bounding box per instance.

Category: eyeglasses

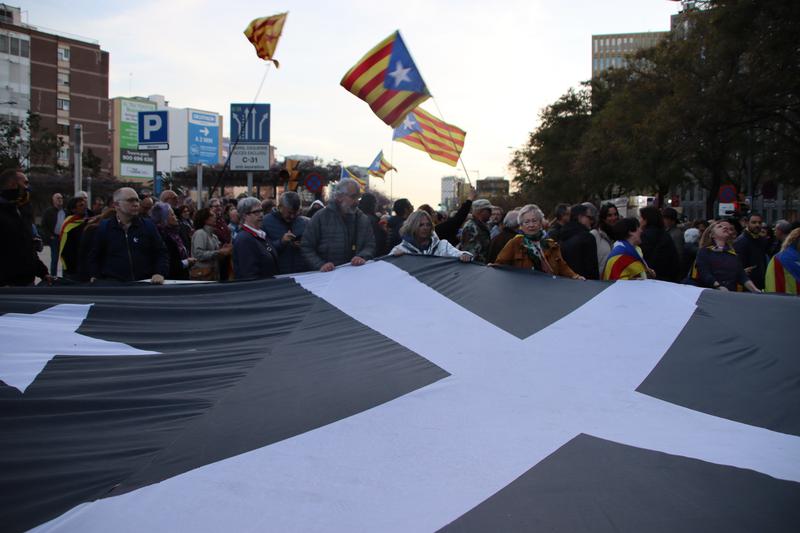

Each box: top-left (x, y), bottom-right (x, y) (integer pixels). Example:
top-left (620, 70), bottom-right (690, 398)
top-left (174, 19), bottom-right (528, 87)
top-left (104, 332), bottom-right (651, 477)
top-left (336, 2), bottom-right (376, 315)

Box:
top-left (248, 209), bottom-right (263, 215)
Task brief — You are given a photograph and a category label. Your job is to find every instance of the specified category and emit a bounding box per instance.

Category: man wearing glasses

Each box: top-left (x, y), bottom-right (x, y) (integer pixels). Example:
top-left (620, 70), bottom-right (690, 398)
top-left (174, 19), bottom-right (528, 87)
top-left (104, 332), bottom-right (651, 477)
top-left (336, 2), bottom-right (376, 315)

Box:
top-left (88, 187), bottom-right (168, 284)
top-left (301, 179), bottom-right (375, 272)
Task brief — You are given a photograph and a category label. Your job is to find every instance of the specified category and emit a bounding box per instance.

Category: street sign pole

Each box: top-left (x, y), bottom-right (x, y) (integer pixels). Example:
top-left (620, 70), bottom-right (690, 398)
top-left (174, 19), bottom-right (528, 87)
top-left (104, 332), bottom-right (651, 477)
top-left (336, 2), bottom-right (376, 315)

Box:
top-left (153, 150), bottom-right (161, 196)
top-left (247, 172), bottom-right (254, 196)
top-left (197, 164), bottom-right (204, 209)
top-left (73, 124), bottom-right (83, 196)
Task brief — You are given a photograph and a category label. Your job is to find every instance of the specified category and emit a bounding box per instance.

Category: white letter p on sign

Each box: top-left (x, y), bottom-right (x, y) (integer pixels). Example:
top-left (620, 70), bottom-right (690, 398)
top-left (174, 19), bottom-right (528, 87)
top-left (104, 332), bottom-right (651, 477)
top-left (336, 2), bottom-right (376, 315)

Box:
top-left (143, 115), bottom-right (162, 140)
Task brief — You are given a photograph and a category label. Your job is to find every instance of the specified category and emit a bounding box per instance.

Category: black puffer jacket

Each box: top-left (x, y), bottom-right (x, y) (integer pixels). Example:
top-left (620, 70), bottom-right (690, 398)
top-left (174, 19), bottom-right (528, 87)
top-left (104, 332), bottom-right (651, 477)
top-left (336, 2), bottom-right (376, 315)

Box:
top-left (558, 221), bottom-right (599, 279)
top-left (0, 199), bottom-right (49, 285)
top-left (640, 226), bottom-right (681, 282)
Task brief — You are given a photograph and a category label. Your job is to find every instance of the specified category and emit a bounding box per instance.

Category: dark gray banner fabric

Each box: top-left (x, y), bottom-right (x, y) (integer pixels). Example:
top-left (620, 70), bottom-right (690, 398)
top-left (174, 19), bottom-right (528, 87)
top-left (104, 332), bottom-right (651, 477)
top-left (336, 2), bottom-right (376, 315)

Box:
top-left (0, 278), bottom-right (447, 532)
top-left (1, 258), bottom-right (798, 532)
top-left (441, 434), bottom-right (800, 533)
top-left (388, 255), bottom-right (609, 339)
top-left (638, 290), bottom-right (800, 437)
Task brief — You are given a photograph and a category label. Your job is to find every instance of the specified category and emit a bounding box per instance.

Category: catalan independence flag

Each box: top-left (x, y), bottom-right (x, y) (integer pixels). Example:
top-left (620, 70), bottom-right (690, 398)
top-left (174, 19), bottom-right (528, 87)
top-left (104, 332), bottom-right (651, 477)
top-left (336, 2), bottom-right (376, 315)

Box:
top-left (367, 150), bottom-right (396, 179)
top-left (392, 107), bottom-right (466, 167)
top-left (765, 246), bottom-right (800, 295)
top-left (340, 166), bottom-right (367, 191)
top-left (58, 214), bottom-right (85, 269)
top-left (244, 13), bottom-right (287, 67)
top-left (602, 240), bottom-right (648, 280)
top-left (340, 31), bottom-right (430, 128)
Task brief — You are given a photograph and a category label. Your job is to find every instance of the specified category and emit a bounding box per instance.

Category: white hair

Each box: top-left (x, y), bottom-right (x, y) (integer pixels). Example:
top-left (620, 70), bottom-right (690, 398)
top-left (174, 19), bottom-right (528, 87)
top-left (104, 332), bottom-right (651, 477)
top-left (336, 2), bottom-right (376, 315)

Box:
top-left (328, 179), bottom-right (359, 203)
top-left (517, 204), bottom-right (545, 223)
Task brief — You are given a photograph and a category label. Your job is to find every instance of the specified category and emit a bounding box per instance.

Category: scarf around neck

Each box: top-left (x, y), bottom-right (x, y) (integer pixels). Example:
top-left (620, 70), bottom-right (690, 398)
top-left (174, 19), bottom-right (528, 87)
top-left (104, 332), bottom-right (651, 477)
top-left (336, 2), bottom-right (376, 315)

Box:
top-left (159, 223), bottom-right (189, 259)
top-left (521, 233), bottom-right (552, 273)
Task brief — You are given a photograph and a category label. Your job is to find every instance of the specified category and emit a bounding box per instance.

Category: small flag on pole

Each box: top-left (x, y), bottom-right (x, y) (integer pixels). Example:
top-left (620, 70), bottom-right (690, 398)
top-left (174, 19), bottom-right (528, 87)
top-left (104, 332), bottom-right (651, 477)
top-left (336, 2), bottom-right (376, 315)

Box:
top-left (367, 151), bottom-right (396, 179)
top-left (244, 13), bottom-right (288, 67)
top-left (341, 166), bottom-right (367, 191)
top-left (392, 107), bottom-right (465, 167)
top-left (340, 31), bottom-right (430, 128)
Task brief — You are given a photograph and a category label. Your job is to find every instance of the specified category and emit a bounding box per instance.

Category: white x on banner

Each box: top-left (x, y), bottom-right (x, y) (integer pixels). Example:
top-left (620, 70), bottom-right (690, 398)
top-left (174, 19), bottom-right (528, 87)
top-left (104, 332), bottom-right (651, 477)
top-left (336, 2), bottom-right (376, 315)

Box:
top-left (33, 262), bottom-right (800, 532)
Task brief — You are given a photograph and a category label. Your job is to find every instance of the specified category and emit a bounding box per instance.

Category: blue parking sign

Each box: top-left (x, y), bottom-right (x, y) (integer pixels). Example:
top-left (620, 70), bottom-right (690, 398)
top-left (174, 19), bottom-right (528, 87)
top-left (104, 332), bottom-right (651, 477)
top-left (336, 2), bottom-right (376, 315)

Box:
top-left (138, 111), bottom-right (169, 150)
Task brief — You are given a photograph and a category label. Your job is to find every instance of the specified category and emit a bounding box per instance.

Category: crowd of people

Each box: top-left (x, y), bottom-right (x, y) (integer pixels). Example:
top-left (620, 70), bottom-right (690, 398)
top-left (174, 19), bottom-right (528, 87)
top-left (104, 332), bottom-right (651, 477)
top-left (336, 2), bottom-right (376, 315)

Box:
top-left (1, 167), bottom-right (799, 296)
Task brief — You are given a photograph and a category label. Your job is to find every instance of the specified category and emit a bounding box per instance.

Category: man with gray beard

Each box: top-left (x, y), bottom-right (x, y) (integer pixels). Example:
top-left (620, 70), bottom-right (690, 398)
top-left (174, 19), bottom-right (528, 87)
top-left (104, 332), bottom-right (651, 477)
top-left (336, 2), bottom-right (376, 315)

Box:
top-left (301, 179), bottom-right (375, 272)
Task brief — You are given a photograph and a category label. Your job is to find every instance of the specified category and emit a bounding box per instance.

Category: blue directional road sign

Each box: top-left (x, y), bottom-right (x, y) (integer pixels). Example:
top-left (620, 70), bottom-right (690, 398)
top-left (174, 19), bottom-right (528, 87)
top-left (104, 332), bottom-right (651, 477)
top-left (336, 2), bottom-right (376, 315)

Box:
top-left (229, 103), bottom-right (270, 171)
top-left (138, 110), bottom-right (169, 150)
top-left (230, 103), bottom-right (270, 144)
top-left (188, 110), bottom-right (220, 165)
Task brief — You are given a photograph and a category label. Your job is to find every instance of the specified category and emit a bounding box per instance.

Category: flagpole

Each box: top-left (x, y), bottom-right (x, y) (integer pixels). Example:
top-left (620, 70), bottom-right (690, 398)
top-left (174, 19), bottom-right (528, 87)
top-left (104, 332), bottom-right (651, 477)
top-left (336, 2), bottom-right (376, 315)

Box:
top-left (430, 97), bottom-right (472, 188)
top-left (208, 62), bottom-right (273, 198)
top-left (390, 140), bottom-right (394, 201)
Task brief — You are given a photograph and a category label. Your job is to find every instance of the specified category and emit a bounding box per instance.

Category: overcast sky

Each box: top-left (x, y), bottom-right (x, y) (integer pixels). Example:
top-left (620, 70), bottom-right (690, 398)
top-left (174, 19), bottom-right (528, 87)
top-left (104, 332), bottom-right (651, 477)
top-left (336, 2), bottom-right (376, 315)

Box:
top-left (25, 0), bottom-right (680, 207)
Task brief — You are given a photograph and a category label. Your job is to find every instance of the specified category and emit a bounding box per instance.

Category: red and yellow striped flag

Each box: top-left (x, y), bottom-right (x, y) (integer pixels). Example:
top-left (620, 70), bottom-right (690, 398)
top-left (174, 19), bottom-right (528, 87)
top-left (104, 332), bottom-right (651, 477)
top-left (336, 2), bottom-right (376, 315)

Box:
top-left (392, 107), bottom-right (465, 167)
top-left (244, 13), bottom-right (287, 67)
top-left (601, 241), bottom-right (647, 280)
top-left (765, 249), bottom-right (800, 295)
top-left (58, 214), bottom-right (85, 269)
top-left (341, 166), bottom-right (367, 192)
top-left (340, 31), bottom-right (430, 128)
top-left (367, 150), bottom-right (396, 179)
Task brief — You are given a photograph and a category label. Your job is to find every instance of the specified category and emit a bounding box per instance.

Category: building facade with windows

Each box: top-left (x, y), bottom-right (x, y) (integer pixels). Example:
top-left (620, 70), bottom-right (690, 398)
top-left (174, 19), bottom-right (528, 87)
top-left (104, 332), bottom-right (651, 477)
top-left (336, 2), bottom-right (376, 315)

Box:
top-left (475, 177), bottom-right (510, 198)
top-left (441, 175), bottom-right (466, 211)
top-left (591, 31), bottom-right (668, 78)
top-left (0, 4), bottom-right (110, 171)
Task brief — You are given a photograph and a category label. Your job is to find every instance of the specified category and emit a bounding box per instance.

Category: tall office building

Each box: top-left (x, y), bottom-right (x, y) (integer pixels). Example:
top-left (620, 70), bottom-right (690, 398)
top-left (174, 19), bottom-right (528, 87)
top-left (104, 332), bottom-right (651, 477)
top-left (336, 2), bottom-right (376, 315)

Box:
top-left (0, 4), bottom-right (110, 170)
top-left (441, 175), bottom-right (466, 211)
top-left (591, 31), bottom-right (668, 78)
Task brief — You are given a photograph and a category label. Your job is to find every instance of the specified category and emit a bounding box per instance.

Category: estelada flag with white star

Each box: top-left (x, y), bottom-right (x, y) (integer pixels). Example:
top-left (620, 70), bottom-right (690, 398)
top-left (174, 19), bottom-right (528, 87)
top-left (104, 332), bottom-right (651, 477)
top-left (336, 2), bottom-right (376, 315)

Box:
top-left (340, 165), bottom-right (367, 191)
top-left (1, 257), bottom-right (799, 532)
top-left (340, 31), bottom-right (430, 128)
top-left (393, 106), bottom-right (465, 166)
top-left (367, 150), bottom-right (396, 179)
top-left (243, 12), bottom-right (287, 67)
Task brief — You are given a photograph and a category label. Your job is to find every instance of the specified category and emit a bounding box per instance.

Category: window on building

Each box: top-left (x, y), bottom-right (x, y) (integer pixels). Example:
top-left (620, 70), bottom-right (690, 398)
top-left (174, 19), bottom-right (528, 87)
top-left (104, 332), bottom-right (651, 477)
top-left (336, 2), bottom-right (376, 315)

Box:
top-left (0, 34), bottom-right (8, 54)
top-left (57, 123), bottom-right (70, 135)
top-left (58, 46), bottom-right (70, 61)
top-left (58, 72), bottom-right (69, 86)
top-left (58, 146), bottom-right (69, 161)
top-left (10, 36), bottom-right (19, 55)
top-left (57, 98), bottom-right (70, 111)
top-left (0, 8), bottom-right (13, 23)
top-left (19, 39), bottom-right (28, 58)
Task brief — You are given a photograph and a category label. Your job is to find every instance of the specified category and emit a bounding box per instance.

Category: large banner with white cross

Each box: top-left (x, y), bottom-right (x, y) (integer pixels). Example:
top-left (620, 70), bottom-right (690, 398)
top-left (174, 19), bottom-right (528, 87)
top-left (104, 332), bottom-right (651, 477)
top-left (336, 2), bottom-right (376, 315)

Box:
top-left (1, 256), bottom-right (798, 532)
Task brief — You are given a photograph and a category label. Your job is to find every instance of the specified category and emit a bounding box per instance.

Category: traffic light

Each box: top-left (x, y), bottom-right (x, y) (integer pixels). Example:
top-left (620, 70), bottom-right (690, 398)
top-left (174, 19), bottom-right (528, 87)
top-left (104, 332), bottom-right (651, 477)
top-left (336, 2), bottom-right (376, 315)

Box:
top-left (285, 159), bottom-right (300, 191)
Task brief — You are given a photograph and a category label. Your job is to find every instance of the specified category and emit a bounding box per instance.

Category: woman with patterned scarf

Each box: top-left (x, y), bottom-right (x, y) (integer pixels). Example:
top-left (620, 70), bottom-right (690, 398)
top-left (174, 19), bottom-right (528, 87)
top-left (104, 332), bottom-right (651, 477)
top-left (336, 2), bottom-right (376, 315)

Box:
top-left (602, 217), bottom-right (654, 281)
top-left (765, 227), bottom-right (800, 295)
top-left (493, 204), bottom-right (584, 279)
top-left (152, 202), bottom-right (196, 280)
